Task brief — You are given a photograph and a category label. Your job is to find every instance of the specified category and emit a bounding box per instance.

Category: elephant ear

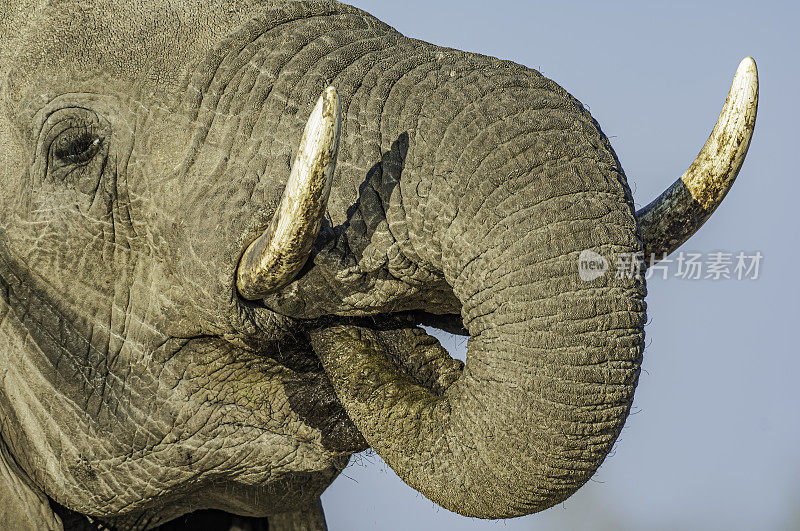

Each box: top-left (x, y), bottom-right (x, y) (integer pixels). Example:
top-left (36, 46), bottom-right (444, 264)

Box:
top-left (0, 439), bottom-right (62, 530)
top-left (1, 4), bottom-right (57, 527)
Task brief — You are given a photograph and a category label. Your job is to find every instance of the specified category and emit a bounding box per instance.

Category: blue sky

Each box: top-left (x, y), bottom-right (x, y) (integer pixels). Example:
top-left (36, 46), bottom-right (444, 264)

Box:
top-left (322, 1), bottom-right (799, 529)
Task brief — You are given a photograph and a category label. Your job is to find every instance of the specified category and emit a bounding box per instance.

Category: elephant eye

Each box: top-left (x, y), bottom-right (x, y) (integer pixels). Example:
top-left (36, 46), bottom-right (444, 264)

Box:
top-left (52, 129), bottom-right (103, 165)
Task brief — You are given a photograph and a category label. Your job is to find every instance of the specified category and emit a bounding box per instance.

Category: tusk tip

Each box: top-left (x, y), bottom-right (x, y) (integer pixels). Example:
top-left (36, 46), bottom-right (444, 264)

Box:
top-left (323, 85), bottom-right (339, 101)
top-left (734, 57), bottom-right (758, 91)
top-left (738, 56), bottom-right (757, 73)
top-left (321, 86), bottom-right (341, 119)
top-left (731, 57), bottom-right (759, 108)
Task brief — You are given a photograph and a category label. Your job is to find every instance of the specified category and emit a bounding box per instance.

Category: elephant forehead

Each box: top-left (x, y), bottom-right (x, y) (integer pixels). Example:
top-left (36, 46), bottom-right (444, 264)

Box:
top-left (2, 0), bottom-right (308, 106)
top-left (1, 0), bottom-right (381, 123)
top-left (3, 1), bottom-right (222, 102)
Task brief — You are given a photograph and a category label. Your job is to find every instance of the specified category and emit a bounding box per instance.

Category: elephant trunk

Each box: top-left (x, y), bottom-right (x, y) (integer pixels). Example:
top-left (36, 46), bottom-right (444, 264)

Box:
top-left (310, 186), bottom-right (645, 516)
top-left (229, 5), bottom-right (754, 516)
top-left (309, 67), bottom-right (647, 515)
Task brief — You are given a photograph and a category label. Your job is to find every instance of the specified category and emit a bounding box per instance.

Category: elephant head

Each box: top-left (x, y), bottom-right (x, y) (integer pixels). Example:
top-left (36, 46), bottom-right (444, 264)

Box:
top-left (0, 0), bottom-right (757, 528)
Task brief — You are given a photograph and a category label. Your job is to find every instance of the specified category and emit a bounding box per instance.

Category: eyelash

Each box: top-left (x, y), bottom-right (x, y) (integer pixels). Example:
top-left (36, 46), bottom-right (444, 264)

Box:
top-left (51, 128), bottom-right (104, 165)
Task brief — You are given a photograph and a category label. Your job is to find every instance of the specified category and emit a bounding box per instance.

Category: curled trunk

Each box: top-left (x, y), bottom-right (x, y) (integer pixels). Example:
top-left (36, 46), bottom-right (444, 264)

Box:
top-left (309, 188), bottom-right (645, 517)
top-left (224, 5), bottom-right (666, 517)
top-left (304, 54), bottom-right (647, 516)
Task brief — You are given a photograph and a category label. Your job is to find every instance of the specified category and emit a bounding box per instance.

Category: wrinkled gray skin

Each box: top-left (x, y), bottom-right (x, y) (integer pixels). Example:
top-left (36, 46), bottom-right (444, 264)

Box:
top-left (0, 0), bottom-right (647, 529)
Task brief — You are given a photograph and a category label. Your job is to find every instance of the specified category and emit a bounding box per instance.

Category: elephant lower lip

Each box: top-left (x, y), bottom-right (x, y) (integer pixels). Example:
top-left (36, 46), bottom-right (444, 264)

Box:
top-left (201, 330), bottom-right (368, 453)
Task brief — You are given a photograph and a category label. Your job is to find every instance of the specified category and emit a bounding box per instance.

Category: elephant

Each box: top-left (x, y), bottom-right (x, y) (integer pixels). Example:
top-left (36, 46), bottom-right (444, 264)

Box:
top-left (0, 0), bottom-right (758, 529)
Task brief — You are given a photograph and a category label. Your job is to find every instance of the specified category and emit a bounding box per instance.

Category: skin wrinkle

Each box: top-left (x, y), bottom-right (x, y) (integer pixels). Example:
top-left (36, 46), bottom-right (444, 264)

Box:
top-left (463, 129), bottom-right (583, 213)
top-left (380, 57), bottom-right (443, 272)
top-left (463, 252), bottom-right (640, 310)
top-left (0, 245), bottom-right (340, 520)
top-left (188, 29), bottom-right (400, 296)
top-left (186, 15), bottom-right (382, 206)
top-left (461, 230), bottom-right (630, 308)
top-left (3, 268), bottom-right (116, 402)
top-left (335, 37), bottom-right (400, 133)
top-left (242, 29), bottom-right (390, 214)
top-left (429, 72), bottom-right (506, 161)
top-left (331, 47), bottom-right (422, 275)
top-left (451, 198), bottom-right (632, 297)
top-left (397, 70), bottom-right (446, 269)
top-left (191, 33), bottom-right (284, 199)
top-left (371, 56), bottom-right (437, 243)
top-left (176, 10), bottom-right (353, 116)
top-left (423, 97), bottom-right (526, 222)
top-left (373, 50), bottom-right (427, 163)
top-left (438, 164), bottom-right (558, 281)
top-left (464, 161), bottom-right (585, 240)
top-left (282, 23), bottom-right (384, 99)
top-left (444, 85), bottom-right (573, 189)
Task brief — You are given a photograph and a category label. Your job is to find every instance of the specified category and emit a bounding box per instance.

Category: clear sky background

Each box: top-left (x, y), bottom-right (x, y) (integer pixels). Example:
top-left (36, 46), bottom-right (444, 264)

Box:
top-left (321, 1), bottom-right (798, 530)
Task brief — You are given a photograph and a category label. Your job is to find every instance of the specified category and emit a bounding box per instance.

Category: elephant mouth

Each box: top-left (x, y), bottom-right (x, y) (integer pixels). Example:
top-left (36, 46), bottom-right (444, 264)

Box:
top-left (225, 88), bottom-right (469, 456)
top-left (230, 304), bottom-right (466, 454)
